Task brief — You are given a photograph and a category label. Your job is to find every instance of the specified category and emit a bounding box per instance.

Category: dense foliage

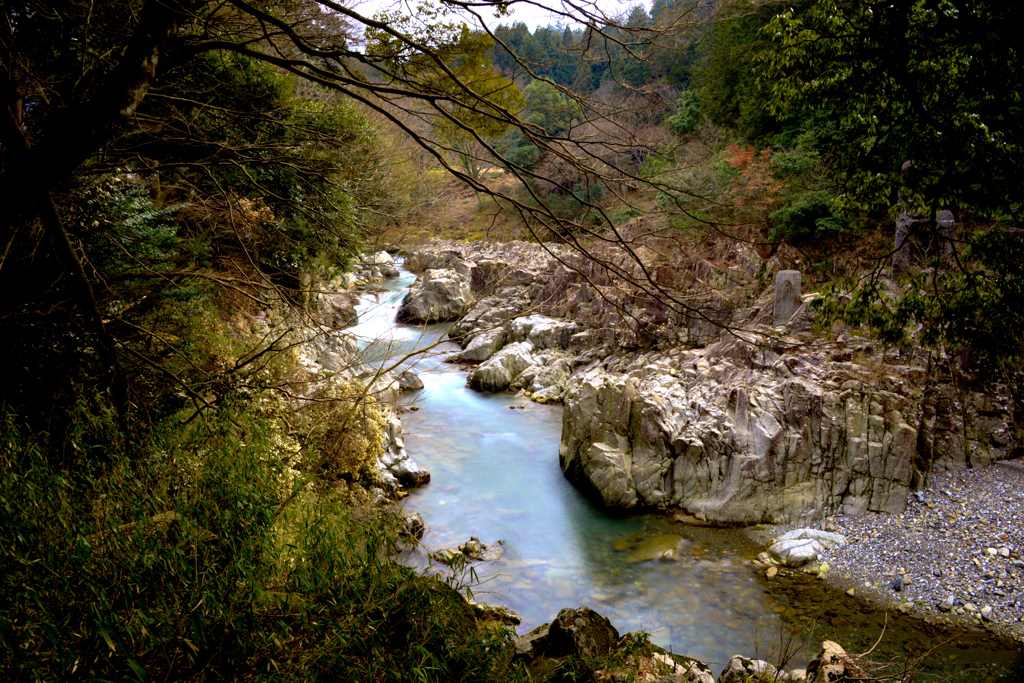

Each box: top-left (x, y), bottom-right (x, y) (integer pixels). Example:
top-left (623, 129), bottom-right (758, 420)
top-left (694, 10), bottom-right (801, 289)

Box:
top-left (0, 410), bottom-right (515, 682)
top-left (3, 0), bottom-right (1024, 678)
top-left (761, 0), bottom-right (1024, 362)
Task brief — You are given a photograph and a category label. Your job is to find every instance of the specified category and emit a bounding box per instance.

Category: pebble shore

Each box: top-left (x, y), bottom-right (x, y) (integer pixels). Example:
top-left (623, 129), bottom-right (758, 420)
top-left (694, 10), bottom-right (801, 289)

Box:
top-left (772, 458), bottom-right (1024, 642)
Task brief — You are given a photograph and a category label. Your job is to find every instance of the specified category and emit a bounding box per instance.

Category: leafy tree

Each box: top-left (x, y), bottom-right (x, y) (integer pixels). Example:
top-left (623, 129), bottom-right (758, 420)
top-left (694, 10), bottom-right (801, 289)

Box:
top-left (763, 0), bottom-right (1024, 362)
top-left (383, 29), bottom-right (525, 181)
top-left (666, 90), bottom-right (701, 136)
top-left (691, 0), bottom-right (782, 139)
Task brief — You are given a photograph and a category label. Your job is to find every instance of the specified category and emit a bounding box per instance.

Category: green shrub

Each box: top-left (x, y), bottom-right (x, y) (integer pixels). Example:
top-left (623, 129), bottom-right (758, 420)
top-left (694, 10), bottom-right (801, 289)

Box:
top-left (769, 189), bottom-right (848, 241)
top-left (0, 409), bottom-right (517, 682)
top-left (300, 380), bottom-right (386, 482)
top-left (666, 90), bottom-right (702, 137)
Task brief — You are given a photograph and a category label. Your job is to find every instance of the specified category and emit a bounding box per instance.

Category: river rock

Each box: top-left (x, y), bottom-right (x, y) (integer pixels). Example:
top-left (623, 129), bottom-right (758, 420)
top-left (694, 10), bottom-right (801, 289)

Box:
top-left (468, 341), bottom-right (537, 392)
top-left (430, 537), bottom-right (505, 565)
top-left (547, 607), bottom-right (620, 659)
top-left (405, 247), bottom-right (464, 272)
top-left (652, 658), bottom-right (715, 683)
top-left (718, 655), bottom-right (778, 683)
top-left (512, 351), bottom-right (572, 400)
top-left (378, 412), bottom-right (431, 488)
top-left (467, 600), bottom-right (521, 625)
top-left (767, 531), bottom-right (843, 568)
top-left (452, 326), bottom-right (508, 362)
top-left (393, 458), bottom-right (430, 487)
top-left (805, 641), bottom-right (851, 683)
top-left (361, 250), bottom-right (400, 278)
top-left (398, 511), bottom-right (425, 540)
top-left (508, 314), bottom-right (579, 351)
top-left (397, 369), bottom-right (424, 391)
top-left (769, 539), bottom-right (822, 568)
top-left (397, 268), bottom-right (473, 323)
top-left (774, 528), bottom-right (847, 549)
top-left (312, 332), bottom-right (360, 372)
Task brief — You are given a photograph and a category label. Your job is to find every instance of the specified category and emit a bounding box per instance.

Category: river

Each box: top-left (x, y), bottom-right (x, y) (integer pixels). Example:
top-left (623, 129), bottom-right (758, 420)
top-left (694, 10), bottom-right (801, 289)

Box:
top-left (350, 266), bottom-right (1023, 680)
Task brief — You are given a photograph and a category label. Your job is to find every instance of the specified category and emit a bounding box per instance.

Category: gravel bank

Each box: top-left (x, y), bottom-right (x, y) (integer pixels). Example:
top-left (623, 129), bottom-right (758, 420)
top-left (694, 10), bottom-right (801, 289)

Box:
top-left (769, 458), bottom-right (1024, 642)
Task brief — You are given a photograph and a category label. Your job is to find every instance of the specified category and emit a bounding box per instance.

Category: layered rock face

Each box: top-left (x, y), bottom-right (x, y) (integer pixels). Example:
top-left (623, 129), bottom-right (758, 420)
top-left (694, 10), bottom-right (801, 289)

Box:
top-left (396, 268), bottom-right (474, 323)
top-left (402, 240), bottom-right (1016, 524)
top-left (558, 337), bottom-right (1014, 524)
top-left (558, 337), bottom-right (926, 524)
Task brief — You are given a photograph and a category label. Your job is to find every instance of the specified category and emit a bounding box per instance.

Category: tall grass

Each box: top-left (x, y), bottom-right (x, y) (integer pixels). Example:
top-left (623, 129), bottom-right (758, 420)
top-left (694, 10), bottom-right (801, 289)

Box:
top-left (0, 410), bottom-right (518, 682)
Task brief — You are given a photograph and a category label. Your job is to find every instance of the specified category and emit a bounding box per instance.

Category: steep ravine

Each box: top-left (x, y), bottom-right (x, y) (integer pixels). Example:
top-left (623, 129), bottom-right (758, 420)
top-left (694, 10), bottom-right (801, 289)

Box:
top-left (346, 251), bottom-right (1024, 681)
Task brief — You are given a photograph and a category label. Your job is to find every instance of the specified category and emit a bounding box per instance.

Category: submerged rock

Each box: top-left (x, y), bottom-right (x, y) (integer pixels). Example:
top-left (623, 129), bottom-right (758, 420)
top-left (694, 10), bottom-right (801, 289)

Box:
top-left (626, 534), bottom-right (683, 563)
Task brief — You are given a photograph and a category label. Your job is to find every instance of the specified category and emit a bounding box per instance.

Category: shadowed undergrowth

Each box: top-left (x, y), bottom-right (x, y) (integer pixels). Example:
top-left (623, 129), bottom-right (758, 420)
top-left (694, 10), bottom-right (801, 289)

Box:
top-left (0, 409), bottom-right (518, 682)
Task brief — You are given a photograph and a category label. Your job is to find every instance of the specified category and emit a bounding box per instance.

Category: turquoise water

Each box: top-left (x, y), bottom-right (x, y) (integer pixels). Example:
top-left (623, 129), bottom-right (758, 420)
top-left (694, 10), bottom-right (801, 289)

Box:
top-left (356, 268), bottom-right (782, 669)
top-left (399, 368), bottom-right (780, 668)
top-left (364, 267), bottom-right (1023, 678)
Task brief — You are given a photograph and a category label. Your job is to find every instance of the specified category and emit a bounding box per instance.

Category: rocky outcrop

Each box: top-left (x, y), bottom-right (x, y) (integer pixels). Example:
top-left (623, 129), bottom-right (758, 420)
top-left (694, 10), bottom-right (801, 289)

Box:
top-left (556, 332), bottom-right (1015, 524)
top-left (402, 240), bottom-right (1015, 525)
top-left (397, 268), bottom-right (474, 323)
top-left (558, 337), bottom-right (922, 524)
top-left (378, 412), bottom-right (430, 488)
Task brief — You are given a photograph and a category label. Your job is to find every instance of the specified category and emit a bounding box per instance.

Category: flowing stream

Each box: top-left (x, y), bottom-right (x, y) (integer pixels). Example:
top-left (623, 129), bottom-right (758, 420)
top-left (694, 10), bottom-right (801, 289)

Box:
top-left (352, 266), bottom-right (1022, 679)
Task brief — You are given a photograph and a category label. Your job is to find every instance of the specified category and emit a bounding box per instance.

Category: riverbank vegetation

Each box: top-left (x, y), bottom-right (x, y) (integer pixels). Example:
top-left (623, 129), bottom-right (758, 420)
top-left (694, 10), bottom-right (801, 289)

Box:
top-left (1, 0), bottom-right (1022, 679)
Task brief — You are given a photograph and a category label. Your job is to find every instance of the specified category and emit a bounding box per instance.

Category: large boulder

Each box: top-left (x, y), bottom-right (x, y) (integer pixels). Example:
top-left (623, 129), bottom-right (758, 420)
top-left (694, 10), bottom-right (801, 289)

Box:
top-left (513, 351), bottom-right (573, 402)
top-left (397, 269), bottom-right (473, 323)
top-left (507, 315), bottom-right (579, 350)
top-left (451, 326), bottom-right (508, 362)
top-left (468, 341), bottom-right (537, 392)
top-left (546, 607), bottom-right (620, 660)
top-left (768, 529), bottom-right (846, 567)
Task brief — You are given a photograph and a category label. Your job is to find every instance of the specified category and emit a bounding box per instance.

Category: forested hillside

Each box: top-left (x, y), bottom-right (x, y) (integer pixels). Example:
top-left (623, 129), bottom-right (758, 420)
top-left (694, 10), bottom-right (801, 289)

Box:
top-left (1, 0), bottom-right (1022, 680)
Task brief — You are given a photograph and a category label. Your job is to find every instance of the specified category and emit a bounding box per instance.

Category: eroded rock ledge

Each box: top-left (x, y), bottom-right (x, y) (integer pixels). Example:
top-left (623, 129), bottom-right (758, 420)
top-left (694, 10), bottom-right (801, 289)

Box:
top-left (399, 239), bottom-right (1015, 525)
